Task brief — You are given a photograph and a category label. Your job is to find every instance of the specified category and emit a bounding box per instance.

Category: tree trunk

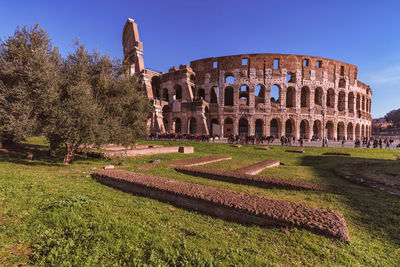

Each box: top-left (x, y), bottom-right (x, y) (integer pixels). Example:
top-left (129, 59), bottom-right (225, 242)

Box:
top-left (63, 142), bottom-right (75, 164)
top-left (48, 138), bottom-right (60, 157)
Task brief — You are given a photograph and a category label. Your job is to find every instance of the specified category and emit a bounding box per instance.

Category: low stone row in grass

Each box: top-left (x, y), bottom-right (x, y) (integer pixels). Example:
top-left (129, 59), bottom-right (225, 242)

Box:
top-left (175, 166), bottom-right (337, 192)
top-left (236, 159), bottom-right (280, 175)
top-left (168, 156), bottom-right (232, 167)
top-left (92, 170), bottom-right (350, 242)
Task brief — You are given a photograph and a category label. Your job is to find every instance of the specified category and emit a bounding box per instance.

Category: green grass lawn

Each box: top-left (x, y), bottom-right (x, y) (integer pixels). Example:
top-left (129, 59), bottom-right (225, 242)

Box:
top-left (1, 138), bottom-right (400, 266)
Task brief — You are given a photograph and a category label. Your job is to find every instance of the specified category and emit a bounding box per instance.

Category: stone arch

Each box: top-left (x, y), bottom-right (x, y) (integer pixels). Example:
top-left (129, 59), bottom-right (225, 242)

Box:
top-left (225, 74), bottom-right (234, 84)
top-left (286, 87), bottom-right (295, 108)
top-left (162, 88), bottom-right (169, 102)
top-left (355, 123), bottom-right (361, 139)
top-left (285, 118), bottom-right (295, 137)
top-left (362, 96), bottom-right (365, 111)
top-left (270, 84), bottom-right (280, 103)
top-left (151, 76), bottom-right (161, 98)
top-left (337, 121), bottom-right (345, 140)
top-left (300, 119), bottom-right (310, 139)
top-left (315, 87), bottom-right (323, 106)
top-left (174, 118), bottom-right (182, 133)
top-left (224, 86), bottom-right (234, 106)
top-left (356, 94), bottom-right (361, 110)
top-left (338, 91), bottom-right (346, 111)
top-left (270, 118), bottom-right (280, 138)
top-left (188, 117), bottom-right (197, 134)
top-left (174, 85), bottom-right (182, 100)
top-left (301, 86), bottom-right (310, 108)
top-left (361, 124), bottom-right (365, 138)
top-left (326, 88), bottom-right (335, 108)
top-left (255, 84), bottom-right (266, 105)
top-left (313, 120), bottom-right (322, 139)
top-left (339, 78), bottom-right (346, 88)
top-left (326, 121), bottom-right (334, 140)
top-left (197, 88), bottom-right (205, 99)
top-left (348, 92), bottom-right (355, 113)
top-left (210, 86), bottom-right (218, 103)
top-left (255, 119), bottom-right (263, 137)
top-left (238, 117), bottom-right (249, 137)
top-left (239, 85), bottom-right (249, 106)
top-left (210, 118), bottom-right (219, 136)
top-left (347, 122), bottom-right (353, 140)
top-left (162, 105), bottom-right (171, 114)
top-left (224, 117), bottom-right (233, 137)
top-left (163, 118), bottom-right (169, 133)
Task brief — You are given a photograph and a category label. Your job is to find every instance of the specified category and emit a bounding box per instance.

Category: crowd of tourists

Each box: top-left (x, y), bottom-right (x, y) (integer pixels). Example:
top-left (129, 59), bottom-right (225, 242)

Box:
top-left (147, 132), bottom-right (399, 149)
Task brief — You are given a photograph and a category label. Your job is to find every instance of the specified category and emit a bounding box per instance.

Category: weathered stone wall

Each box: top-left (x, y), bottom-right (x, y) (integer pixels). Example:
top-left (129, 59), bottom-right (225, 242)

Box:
top-left (150, 54), bottom-right (372, 140)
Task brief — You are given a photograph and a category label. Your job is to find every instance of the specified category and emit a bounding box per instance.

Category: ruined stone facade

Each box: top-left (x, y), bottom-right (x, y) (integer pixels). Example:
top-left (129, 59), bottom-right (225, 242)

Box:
top-left (123, 19), bottom-right (372, 140)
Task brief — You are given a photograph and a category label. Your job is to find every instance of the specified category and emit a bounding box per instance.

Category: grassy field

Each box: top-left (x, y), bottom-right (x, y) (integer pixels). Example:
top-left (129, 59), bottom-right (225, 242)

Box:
top-left (1, 137), bottom-right (400, 266)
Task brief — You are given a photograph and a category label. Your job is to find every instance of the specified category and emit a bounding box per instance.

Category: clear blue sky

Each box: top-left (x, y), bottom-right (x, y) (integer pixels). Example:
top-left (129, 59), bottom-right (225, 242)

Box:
top-left (1, 0), bottom-right (399, 118)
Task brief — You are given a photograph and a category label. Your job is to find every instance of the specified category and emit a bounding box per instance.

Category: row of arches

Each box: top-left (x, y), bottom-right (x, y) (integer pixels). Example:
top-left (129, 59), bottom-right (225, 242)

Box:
top-left (154, 82), bottom-right (371, 114)
top-left (163, 116), bottom-right (371, 140)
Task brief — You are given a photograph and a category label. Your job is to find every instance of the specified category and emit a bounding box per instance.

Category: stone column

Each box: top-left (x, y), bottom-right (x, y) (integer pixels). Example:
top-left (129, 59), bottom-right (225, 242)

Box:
top-left (249, 116), bottom-right (255, 136)
top-left (233, 116), bottom-right (239, 135)
top-left (294, 119), bottom-right (300, 140)
top-left (264, 115), bottom-right (270, 137)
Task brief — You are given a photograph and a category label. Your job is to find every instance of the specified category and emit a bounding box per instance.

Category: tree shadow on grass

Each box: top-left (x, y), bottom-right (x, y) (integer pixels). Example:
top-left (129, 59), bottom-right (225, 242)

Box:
top-left (301, 155), bottom-right (400, 246)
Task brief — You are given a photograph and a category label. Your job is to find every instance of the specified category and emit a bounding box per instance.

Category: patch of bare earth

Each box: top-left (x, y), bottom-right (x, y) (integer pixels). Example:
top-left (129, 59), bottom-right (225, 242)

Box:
top-left (92, 170), bottom-right (350, 242)
top-left (175, 166), bottom-right (337, 192)
top-left (168, 156), bottom-right (232, 167)
top-left (323, 152), bottom-right (351, 156)
top-left (286, 147), bottom-right (304, 153)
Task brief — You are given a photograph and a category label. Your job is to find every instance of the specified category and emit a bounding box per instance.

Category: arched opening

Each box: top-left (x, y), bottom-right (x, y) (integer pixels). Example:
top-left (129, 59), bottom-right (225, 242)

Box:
top-left (301, 86), bottom-right (310, 108)
top-left (314, 87), bottom-right (323, 106)
top-left (210, 118), bottom-right (219, 136)
top-left (285, 119), bottom-right (294, 137)
top-left (174, 85), bottom-right (182, 100)
top-left (255, 119), bottom-right (263, 137)
top-left (361, 124), bottom-right (365, 138)
top-left (163, 118), bottom-right (169, 133)
top-left (162, 105), bottom-right (171, 114)
top-left (338, 91), bottom-right (346, 111)
top-left (348, 92), bottom-right (355, 113)
top-left (347, 122), bottom-right (353, 140)
top-left (224, 86), bottom-right (234, 106)
top-left (190, 74), bottom-right (196, 83)
top-left (337, 122), bottom-right (345, 140)
top-left (286, 87), bottom-right (295, 108)
top-left (300, 120), bottom-right (309, 139)
top-left (151, 76), bottom-right (161, 99)
top-left (286, 72), bottom-right (296, 83)
top-left (174, 118), bottom-right (181, 133)
top-left (326, 121), bottom-right (334, 140)
top-left (313, 120), bottom-right (322, 139)
top-left (210, 87), bottom-right (218, 103)
top-left (238, 118), bottom-right (248, 137)
top-left (224, 117), bottom-right (233, 137)
top-left (356, 94), bottom-right (361, 110)
top-left (355, 123), bottom-right (360, 139)
top-left (255, 84), bottom-right (265, 105)
top-left (339, 78), bottom-right (346, 88)
top-left (239, 85), bottom-right (249, 106)
top-left (225, 75), bottom-right (234, 84)
top-left (162, 88), bottom-right (169, 102)
top-left (188, 118), bottom-right (197, 134)
top-left (326, 88), bottom-right (335, 108)
top-left (270, 119), bottom-right (279, 138)
top-left (197, 88), bottom-right (205, 99)
top-left (362, 96), bottom-right (365, 111)
top-left (270, 85), bottom-right (280, 103)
